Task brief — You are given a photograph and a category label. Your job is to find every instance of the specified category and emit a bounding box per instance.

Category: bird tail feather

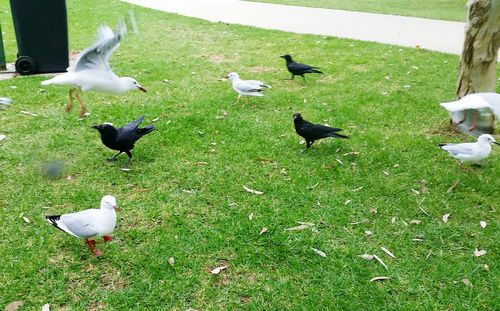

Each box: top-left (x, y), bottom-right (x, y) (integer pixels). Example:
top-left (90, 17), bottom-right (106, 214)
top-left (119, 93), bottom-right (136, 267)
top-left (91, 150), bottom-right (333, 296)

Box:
top-left (312, 69), bottom-right (323, 74)
top-left (138, 125), bottom-right (155, 136)
top-left (332, 133), bottom-right (348, 139)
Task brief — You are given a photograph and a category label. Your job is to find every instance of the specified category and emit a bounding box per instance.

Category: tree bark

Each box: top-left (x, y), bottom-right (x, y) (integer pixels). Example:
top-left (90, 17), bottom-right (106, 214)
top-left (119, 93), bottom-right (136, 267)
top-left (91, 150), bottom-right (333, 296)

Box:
top-left (454, 0), bottom-right (500, 134)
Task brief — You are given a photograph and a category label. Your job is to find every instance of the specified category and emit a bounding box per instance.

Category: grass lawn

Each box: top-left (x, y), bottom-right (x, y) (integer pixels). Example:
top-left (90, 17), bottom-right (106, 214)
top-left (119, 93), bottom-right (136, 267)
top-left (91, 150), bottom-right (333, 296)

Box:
top-left (247, 0), bottom-right (468, 22)
top-left (0, 0), bottom-right (499, 310)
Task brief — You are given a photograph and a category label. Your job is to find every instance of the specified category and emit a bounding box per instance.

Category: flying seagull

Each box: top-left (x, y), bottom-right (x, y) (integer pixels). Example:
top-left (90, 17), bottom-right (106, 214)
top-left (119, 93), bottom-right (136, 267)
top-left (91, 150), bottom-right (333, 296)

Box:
top-left (280, 54), bottom-right (322, 81)
top-left (92, 116), bottom-right (155, 170)
top-left (41, 22), bottom-right (147, 118)
top-left (226, 72), bottom-right (271, 103)
top-left (293, 112), bottom-right (348, 152)
top-left (438, 134), bottom-right (499, 164)
top-left (440, 93), bottom-right (500, 131)
top-left (45, 195), bottom-right (118, 257)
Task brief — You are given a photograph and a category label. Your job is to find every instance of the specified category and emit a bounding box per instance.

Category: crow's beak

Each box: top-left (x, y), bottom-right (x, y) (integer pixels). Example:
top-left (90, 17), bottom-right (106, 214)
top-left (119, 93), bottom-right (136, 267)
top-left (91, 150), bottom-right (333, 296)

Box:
top-left (91, 125), bottom-right (99, 129)
top-left (280, 55), bottom-right (285, 58)
top-left (138, 86), bottom-right (147, 92)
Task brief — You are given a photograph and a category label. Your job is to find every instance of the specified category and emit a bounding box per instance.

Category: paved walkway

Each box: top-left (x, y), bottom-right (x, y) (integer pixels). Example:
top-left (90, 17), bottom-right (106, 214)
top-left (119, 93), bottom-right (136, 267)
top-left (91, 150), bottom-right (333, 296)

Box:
top-left (123, 0), bottom-right (467, 56)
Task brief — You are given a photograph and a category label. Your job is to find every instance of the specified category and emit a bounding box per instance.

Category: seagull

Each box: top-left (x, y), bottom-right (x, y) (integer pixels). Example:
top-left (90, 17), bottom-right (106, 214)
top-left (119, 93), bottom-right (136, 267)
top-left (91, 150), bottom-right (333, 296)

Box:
top-left (45, 195), bottom-right (118, 257)
top-left (438, 134), bottom-right (499, 164)
top-left (0, 97), bottom-right (12, 108)
top-left (92, 116), bottom-right (155, 170)
top-left (226, 72), bottom-right (271, 103)
top-left (280, 54), bottom-right (322, 81)
top-left (41, 22), bottom-right (147, 118)
top-left (440, 93), bottom-right (500, 131)
top-left (293, 112), bottom-right (348, 152)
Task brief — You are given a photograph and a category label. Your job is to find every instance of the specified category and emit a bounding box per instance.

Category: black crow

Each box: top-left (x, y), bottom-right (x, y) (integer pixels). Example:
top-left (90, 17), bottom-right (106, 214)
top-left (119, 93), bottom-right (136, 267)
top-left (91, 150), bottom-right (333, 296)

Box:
top-left (293, 113), bottom-right (348, 152)
top-left (92, 116), bottom-right (155, 169)
top-left (280, 54), bottom-right (323, 80)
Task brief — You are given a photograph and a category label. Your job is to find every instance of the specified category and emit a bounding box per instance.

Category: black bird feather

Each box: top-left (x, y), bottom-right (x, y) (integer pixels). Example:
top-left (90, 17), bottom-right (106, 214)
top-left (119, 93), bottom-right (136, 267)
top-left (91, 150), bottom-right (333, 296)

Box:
top-left (280, 54), bottom-right (323, 80)
top-left (293, 112), bottom-right (348, 151)
top-left (92, 116), bottom-right (155, 168)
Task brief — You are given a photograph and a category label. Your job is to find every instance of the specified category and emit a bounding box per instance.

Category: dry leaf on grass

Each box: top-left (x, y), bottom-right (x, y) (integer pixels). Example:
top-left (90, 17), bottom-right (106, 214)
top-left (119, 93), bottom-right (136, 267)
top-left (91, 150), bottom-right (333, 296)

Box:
top-left (248, 213), bottom-right (254, 220)
top-left (210, 265), bottom-right (228, 275)
top-left (41, 304), bottom-right (50, 311)
top-left (242, 185), bottom-right (263, 195)
top-left (364, 230), bottom-right (373, 236)
top-left (0, 134), bottom-right (6, 141)
top-left (285, 224), bottom-right (309, 231)
top-left (409, 220), bottom-right (420, 225)
top-left (381, 247), bottom-right (395, 259)
top-left (480, 221), bottom-right (487, 229)
top-left (5, 301), bottom-right (24, 311)
top-left (473, 249), bottom-right (486, 257)
top-left (259, 227), bottom-right (268, 235)
top-left (391, 217), bottom-right (396, 224)
top-left (312, 248), bottom-right (327, 258)
top-left (360, 254), bottom-right (374, 261)
top-left (462, 278), bottom-right (473, 287)
top-left (442, 214), bottom-right (450, 223)
top-left (22, 216), bottom-right (30, 224)
top-left (373, 254), bottom-right (388, 270)
top-left (370, 276), bottom-right (390, 282)
top-left (168, 257), bottom-right (175, 266)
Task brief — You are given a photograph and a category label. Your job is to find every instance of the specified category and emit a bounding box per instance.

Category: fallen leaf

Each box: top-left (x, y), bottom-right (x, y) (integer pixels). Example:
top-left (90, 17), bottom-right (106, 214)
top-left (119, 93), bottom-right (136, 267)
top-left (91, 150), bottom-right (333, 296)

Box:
top-left (442, 214), bottom-right (450, 223)
top-left (210, 265), bottom-right (228, 275)
top-left (391, 217), bottom-right (396, 224)
top-left (152, 117), bottom-right (160, 122)
top-left (383, 171), bottom-right (389, 176)
top-left (306, 182), bottom-right (319, 190)
top-left (370, 276), bottom-right (390, 282)
top-left (297, 221), bottom-right (315, 226)
top-left (285, 224), bottom-right (309, 231)
top-left (473, 249), bottom-right (486, 257)
top-left (446, 180), bottom-right (459, 193)
top-left (373, 254), bottom-right (388, 270)
top-left (42, 304), bottom-right (50, 311)
top-left (364, 230), bottom-right (373, 236)
top-left (352, 186), bottom-right (363, 192)
top-left (168, 257), bottom-right (175, 266)
top-left (335, 158), bottom-right (343, 165)
top-left (312, 248), bottom-right (327, 258)
top-left (480, 221), bottom-right (487, 229)
top-left (409, 220), bottom-right (420, 225)
top-left (411, 189), bottom-right (420, 194)
top-left (381, 247), bottom-right (396, 259)
top-left (66, 175), bottom-right (74, 181)
top-left (462, 278), bottom-right (473, 287)
top-left (0, 134), bottom-right (6, 141)
top-left (5, 301), bottom-right (24, 311)
top-left (370, 208), bottom-right (378, 214)
top-left (344, 199), bottom-right (352, 205)
top-left (242, 185), bottom-right (263, 195)
top-left (248, 213), bottom-right (254, 220)
top-left (22, 216), bottom-right (30, 224)
top-left (360, 254), bottom-right (374, 260)
top-left (259, 227), bottom-right (268, 235)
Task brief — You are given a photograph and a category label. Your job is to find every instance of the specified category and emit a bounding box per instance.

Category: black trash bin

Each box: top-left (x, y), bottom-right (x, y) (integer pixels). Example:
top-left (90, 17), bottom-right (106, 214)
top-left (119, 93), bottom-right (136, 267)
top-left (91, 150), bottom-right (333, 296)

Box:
top-left (10, 0), bottom-right (69, 75)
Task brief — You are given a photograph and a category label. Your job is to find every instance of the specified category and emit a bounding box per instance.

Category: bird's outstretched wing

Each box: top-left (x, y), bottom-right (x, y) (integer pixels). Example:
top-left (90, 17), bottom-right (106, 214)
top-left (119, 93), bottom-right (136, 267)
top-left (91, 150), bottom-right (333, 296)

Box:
top-left (69, 21), bottom-right (126, 76)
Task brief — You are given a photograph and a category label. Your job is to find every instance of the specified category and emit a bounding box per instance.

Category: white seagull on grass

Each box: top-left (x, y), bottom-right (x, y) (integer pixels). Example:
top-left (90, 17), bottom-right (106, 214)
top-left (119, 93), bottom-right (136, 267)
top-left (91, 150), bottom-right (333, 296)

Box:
top-left (440, 93), bottom-right (500, 131)
top-left (45, 195), bottom-right (118, 257)
top-left (41, 22), bottom-right (147, 118)
top-left (438, 134), bottom-right (499, 164)
top-left (226, 72), bottom-right (271, 103)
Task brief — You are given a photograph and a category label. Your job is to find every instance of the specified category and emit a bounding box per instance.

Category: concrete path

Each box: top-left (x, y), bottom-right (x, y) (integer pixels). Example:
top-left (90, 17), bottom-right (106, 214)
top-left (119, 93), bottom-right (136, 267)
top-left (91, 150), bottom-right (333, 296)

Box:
top-left (123, 0), bottom-right (467, 56)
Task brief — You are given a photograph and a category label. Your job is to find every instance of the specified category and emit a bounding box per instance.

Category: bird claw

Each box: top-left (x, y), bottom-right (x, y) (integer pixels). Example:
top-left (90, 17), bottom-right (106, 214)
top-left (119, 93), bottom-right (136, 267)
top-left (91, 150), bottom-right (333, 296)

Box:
top-left (103, 235), bottom-right (113, 242)
top-left (93, 249), bottom-right (102, 257)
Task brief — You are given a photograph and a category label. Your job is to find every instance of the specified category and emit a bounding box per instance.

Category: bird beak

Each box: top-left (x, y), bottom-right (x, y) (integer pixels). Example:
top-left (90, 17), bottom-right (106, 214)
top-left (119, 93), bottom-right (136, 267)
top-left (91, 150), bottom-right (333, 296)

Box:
top-left (91, 125), bottom-right (99, 129)
top-left (493, 141), bottom-right (500, 145)
top-left (137, 86), bottom-right (147, 92)
top-left (224, 75), bottom-right (229, 79)
top-left (280, 55), bottom-right (285, 58)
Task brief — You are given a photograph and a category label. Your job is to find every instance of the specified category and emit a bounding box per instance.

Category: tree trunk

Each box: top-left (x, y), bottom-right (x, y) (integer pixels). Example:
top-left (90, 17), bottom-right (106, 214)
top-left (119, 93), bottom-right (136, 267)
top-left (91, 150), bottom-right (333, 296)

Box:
top-left (454, 0), bottom-right (500, 134)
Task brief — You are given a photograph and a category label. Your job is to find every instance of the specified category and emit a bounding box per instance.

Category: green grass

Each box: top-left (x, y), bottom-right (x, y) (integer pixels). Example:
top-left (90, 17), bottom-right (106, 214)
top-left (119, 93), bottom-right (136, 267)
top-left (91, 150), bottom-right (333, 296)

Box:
top-left (248, 0), bottom-right (468, 22)
top-left (0, 0), bottom-right (499, 310)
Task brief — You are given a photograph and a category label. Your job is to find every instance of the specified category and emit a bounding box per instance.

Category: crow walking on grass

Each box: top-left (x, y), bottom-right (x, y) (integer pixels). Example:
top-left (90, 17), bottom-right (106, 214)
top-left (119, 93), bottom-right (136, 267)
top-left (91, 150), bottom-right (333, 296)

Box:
top-left (281, 54), bottom-right (322, 80)
top-left (92, 116), bottom-right (155, 169)
top-left (293, 113), bottom-right (348, 152)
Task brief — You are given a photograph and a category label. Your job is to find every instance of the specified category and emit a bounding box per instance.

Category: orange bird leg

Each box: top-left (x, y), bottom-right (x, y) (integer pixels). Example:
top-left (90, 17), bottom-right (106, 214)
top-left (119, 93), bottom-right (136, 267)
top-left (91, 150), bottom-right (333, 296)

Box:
top-left (103, 235), bottom-right (113, 242)
top-left (85, 238), bottom-right (101, 257)
top-left (469, 111), bottom-right (478, 131)
top-left (66, 89), bottom-right (74, 112)
top-left (74, 91), bottom-right (87, 118)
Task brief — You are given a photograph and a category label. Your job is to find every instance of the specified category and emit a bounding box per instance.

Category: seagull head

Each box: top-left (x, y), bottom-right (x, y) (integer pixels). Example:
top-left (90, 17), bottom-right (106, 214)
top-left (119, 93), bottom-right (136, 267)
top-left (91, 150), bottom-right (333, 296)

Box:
top-left (225, 72), bottom-right (239, 81)
top-left (478, 134), bottom-right (500, 145)
top-left (293, 112), bottom-right (303, 121)
top-left (121, 77), bottom-right (147, 93)
top-left (280, 54), bottom-right (292, 61)
top-left (101, 195), bottom-right (118, 211)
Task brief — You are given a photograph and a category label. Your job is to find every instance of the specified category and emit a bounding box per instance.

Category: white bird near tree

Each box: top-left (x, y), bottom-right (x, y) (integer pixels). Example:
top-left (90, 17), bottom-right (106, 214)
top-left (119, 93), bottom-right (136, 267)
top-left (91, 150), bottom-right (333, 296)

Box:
top-left (41, 22), bottom-right (147, 118)
top-left (438, 134), bottom-right (499, 164)
top-left (226, 72), bottom-right (271, 103)
top-left (440, 93), bottom-right (500, 131)
top-left (45, 195), bottom-right (118, 257)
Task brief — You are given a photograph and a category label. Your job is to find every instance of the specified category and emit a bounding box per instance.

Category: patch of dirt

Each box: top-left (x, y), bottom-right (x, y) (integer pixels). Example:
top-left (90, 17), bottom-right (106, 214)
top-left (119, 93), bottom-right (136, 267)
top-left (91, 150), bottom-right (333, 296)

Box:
top-left (248, 66), bottom-right (274, 73)
top-left (207, 54), bottom-right (228, 64)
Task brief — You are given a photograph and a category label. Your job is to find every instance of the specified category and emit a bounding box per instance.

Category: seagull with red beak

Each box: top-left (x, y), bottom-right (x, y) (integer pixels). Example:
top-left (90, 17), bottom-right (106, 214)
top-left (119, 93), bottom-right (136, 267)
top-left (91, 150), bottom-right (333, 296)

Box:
top-left (45, 195), bottom-right (119, 257)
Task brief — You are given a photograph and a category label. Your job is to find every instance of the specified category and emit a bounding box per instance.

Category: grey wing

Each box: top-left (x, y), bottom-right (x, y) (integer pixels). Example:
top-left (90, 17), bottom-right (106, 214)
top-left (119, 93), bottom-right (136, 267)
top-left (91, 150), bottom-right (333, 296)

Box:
top-left (71, 22), bottom-right (126, 75)
top-left (60, 209), bottom-right (101, 238)
top-left (247, 80), bottom-right (271, 88)
top-left (237, 80), bottom-right (264, 92)
top-left (441, 143), bottom-right (476, 156)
